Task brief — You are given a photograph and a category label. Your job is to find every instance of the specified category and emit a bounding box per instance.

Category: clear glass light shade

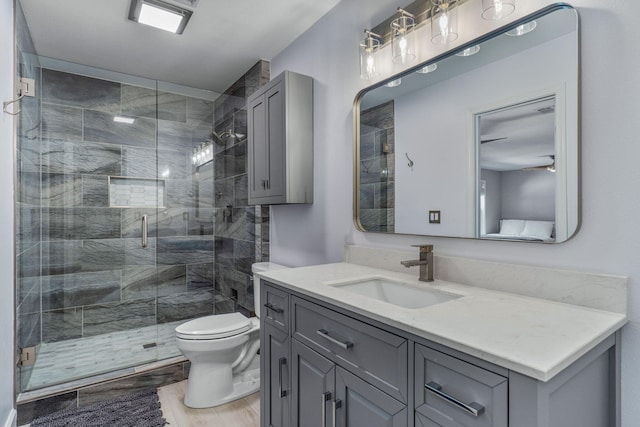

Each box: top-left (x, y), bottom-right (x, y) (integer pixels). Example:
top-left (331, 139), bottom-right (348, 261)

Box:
top-left (416, 63), bottom-right (438, 74)
top-left (386, 78), bottom-right (402, 88)
top-left (431, 0), bottom-right (459, 44)
top-left (455, 45), bottom-right (480, 56)
top-left (506, 20), bottom-right (537, 36)
top-left (391, 15), bottom-right (416, 64)
top-left (359, 35), bottom-right (381, 80)
top-left (481, 0), bottom-right (515, 20)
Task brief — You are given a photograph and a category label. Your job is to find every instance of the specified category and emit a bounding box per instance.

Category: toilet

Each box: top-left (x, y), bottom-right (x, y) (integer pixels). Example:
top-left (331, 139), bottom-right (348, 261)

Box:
top-left (175, 262), bottom-right (288, 408)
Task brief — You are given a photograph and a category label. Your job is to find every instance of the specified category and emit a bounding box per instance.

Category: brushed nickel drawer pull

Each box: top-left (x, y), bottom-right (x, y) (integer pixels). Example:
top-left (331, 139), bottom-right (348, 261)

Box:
top-left (426, 381), bottom-right (485, 417)
top-left (264, 302), bottom-right (284, 314)
top-left (332, 399), bottom-right (342, 427)
top-left (278, 357), bottom-right (287, 398)
top-left (321, 391), bottom-right (332, 426)
top-left (317, 329), bottom-right (353, 350)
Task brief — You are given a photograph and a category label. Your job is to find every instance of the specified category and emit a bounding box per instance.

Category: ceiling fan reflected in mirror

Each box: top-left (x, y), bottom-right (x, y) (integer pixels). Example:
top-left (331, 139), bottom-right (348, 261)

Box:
top-left (480, 137), bottom-right (507, 144)
top-left (522, 155), bottom-right (555, 172)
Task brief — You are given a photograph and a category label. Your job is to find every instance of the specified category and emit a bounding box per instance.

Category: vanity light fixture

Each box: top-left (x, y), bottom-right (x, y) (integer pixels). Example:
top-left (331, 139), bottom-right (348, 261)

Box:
top-left (360, 30), bottom-right (382, 80)
top-left (506, 20), bottom-right (537, 36)
top-left (391, 8), bottom-right (416, 64)
top-left (416, 63), bottom-right (438, 73)
top-left (431, 0), bottom-right (459, 44)
top-left (386, 78), bottom-right (402, 88)
top-left (455, 44), bottom-right (480, 56)
top-left (481, 0), bottom-right (515, 20)
top-left (128, 0), bottom-right (193, 34)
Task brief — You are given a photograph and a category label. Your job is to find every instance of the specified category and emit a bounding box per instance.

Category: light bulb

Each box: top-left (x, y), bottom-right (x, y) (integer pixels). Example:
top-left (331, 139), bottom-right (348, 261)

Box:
top-left (439, 12), bottom-right (450, 41)
top-left (366, 54), bottom-right (375, 76)
top-left (494, 0), bottom-right (503, 16)
top-left (399, 36), bottom-right (408, 58)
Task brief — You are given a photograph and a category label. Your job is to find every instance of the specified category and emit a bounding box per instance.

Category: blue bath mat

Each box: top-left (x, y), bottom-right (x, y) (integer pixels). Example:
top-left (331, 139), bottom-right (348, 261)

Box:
top-left (30, 388), bottom-right (167, 427)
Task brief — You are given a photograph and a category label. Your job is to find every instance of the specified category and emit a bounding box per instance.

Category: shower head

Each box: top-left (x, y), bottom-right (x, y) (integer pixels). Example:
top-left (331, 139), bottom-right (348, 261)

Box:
top-left (209, 130), bottom-right (244, 146)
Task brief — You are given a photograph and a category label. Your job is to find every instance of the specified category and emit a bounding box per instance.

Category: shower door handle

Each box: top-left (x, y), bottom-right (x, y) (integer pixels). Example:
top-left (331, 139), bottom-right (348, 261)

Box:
top-left (141, 214), bottom-right (148, 248)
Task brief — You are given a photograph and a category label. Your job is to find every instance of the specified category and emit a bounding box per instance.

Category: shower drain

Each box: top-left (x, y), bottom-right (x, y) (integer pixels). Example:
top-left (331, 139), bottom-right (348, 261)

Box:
top-left (143, 342), bottom-right (157, 349)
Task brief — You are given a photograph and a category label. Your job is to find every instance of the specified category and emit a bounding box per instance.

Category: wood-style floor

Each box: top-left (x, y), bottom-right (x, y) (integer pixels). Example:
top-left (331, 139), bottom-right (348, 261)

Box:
top-left (157, 380), bottom-right (260, 427)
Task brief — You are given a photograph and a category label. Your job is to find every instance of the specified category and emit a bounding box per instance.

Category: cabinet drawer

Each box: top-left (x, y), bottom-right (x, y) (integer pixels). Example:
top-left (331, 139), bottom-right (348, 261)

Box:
top-left (415, 344), bottom-right (507, 427)
top-left (262, 282), bottom-right (289, 332)
top-left (292, 296), bottom-right (408, 403)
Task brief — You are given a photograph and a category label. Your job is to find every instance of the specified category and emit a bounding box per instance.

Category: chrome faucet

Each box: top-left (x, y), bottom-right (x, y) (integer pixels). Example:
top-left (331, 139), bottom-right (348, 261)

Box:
top-left (400, 244), bottom-right (434, 282)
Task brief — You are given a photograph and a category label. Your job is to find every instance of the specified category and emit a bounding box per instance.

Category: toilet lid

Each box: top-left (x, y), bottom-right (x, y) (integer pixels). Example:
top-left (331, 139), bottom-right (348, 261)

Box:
top-left (175, 313), bottom-right (252, 340)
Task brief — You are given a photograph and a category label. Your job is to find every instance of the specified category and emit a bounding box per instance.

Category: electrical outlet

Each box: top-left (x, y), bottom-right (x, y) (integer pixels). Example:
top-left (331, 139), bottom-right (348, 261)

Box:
top-left (429, 210), bottom-right (441, 224)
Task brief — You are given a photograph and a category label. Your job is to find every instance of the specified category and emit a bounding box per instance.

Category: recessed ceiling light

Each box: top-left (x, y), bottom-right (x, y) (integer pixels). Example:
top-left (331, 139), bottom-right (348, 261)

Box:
top-left (128, 0), bottom-right (193, 34)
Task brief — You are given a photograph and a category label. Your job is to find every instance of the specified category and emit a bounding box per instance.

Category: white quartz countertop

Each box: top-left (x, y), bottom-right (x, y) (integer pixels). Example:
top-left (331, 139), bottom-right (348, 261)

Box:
top-left (256, 262), bottom-right (628, 382)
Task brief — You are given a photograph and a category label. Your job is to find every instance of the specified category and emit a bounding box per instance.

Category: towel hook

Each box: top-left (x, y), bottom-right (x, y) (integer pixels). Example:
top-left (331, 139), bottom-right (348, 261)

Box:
top-left (405, 152), bottom-right (414, 168)
top-left (2, 94), bottom-right (24, 116)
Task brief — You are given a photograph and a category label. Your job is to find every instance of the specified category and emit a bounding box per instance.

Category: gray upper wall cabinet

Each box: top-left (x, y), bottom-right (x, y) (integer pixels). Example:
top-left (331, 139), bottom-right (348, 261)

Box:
top-left (248, 71), bottom-right (313, 205)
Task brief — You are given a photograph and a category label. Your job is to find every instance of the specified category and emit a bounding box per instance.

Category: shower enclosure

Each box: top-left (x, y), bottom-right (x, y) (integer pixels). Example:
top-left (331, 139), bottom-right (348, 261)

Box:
top-left (15, 5), bottom-right (269, 397)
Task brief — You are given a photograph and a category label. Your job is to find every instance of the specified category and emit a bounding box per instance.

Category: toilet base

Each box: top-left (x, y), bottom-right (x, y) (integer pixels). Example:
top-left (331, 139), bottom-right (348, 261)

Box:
top-left (183, 355), bottom-right (260, 408)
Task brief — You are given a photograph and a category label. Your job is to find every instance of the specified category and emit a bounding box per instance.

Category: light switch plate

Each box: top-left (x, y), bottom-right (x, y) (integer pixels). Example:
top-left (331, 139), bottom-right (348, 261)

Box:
top-left (429, 210), bottom-right (441, 224)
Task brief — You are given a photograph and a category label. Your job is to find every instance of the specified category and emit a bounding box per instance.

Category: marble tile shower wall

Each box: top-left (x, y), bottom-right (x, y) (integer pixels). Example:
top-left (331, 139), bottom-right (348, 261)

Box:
top-left (360, 101), bottom-right (395, 232)
top-left (212, 60), bottom-right (270, 313)
top-left (15, 0), bottom-right (42, 392)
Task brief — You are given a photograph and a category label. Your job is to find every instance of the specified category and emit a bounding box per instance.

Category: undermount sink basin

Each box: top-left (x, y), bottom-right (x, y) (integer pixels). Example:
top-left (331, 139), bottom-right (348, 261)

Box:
top-left (327, 277), bottom-right (460, 309)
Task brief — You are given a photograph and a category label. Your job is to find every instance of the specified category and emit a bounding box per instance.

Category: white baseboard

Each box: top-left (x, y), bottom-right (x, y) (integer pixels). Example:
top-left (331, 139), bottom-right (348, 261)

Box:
top-left (3, 409), bottom-right (16, 427)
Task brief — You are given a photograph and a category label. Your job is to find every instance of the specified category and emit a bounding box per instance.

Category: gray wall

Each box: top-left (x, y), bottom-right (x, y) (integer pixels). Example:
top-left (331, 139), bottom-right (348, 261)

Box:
top-left (480, 169), bottom-right (502, 234)
top-left (269, 0), bottom-right (640, 424)
top-left (500, 170), bottom-right (555, 222)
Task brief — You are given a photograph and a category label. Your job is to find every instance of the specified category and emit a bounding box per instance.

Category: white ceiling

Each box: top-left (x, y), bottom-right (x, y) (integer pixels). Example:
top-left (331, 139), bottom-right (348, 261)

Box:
top-left (479, 97), bottom-right (556, 171)
top-left (19, 0), bottom-right (341, 92)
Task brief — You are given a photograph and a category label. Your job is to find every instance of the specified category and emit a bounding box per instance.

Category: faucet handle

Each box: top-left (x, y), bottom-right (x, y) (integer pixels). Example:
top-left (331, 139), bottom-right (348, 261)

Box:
top-left (411, 244), bottom-right (433, 252)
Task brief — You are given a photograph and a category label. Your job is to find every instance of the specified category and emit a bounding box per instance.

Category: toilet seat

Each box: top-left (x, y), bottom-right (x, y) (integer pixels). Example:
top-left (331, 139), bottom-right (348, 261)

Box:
top-left (176, 313), bottom-right (252, 340)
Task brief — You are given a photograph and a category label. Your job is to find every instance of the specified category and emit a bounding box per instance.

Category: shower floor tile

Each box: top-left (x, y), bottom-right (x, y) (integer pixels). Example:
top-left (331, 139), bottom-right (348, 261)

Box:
top-left (26, 321), bottom-right (185, 391)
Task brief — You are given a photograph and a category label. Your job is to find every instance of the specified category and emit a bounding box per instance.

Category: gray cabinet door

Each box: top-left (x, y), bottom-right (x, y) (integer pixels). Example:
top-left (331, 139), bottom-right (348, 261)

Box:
top-left (291, 340), bottom-right (335, 427)
top-left (264, 81), bottom-right (284, 199)
top-left (249, 92), bottom-right (269, 200)
top-left (335, 367), bottom-right (408, 427)
top-left (248, 80), bottom-right (285, 203)
top-left (261, 324), bottom-right (290, 427)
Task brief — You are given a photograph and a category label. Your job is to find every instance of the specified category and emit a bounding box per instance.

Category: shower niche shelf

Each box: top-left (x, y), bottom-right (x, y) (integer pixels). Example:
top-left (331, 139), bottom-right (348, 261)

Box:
top-left (108, 176), bottom-right (166, 208)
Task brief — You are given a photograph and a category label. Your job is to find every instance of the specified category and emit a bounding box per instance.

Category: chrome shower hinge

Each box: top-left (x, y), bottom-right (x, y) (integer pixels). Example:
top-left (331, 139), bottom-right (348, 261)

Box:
top-left (19, 346), bottom-right (36, 367)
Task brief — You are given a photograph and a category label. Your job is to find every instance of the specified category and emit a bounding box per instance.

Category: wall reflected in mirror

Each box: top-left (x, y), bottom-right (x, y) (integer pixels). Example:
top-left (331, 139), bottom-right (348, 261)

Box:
top-left (354, 5), bottom-right (579, 243)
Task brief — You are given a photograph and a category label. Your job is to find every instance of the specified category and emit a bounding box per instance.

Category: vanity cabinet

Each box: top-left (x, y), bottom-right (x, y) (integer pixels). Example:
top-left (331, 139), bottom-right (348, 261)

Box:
top-left (260, 280), bottom-right (620, 427)
top-left (248, 70), bottom-right (313, 205)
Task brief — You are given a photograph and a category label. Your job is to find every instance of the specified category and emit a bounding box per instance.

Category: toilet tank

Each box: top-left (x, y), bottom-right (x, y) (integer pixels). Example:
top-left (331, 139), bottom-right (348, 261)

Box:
top-left (252, 262), bottom-right (289, 318)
